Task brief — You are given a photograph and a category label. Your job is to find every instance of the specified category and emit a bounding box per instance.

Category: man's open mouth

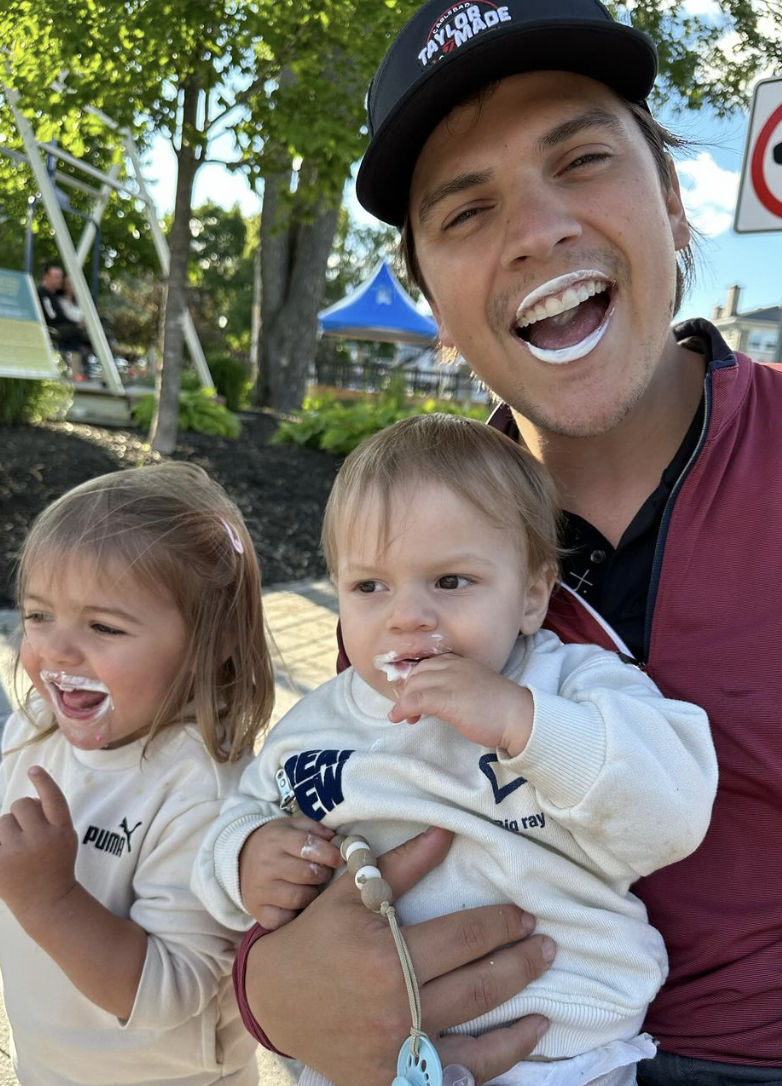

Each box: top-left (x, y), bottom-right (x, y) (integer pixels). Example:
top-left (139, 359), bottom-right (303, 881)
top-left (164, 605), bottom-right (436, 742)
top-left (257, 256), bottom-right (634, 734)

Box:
top-left (40, 670), bottom-right (113, 722)
top-left (514, 270), bottom-right (614, 364)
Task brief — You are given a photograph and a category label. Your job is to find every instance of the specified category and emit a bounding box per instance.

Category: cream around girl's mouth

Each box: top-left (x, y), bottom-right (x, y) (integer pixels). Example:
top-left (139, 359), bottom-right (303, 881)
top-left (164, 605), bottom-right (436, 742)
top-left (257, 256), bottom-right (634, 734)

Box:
top-left (40, 670), bottom-right (114, 723)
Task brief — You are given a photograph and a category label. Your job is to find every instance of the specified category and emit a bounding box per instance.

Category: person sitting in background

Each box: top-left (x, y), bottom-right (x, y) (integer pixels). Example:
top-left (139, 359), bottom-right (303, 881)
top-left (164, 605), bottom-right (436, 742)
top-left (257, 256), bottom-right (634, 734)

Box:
top-left (37, 263), bottom-right (92, 378)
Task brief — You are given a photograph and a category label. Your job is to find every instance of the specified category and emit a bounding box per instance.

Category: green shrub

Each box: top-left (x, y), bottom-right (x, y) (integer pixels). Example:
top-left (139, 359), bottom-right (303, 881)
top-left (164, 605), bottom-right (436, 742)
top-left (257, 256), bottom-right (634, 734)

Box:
top-left (0, 378), bottom-right (72, 425)
top-left (132, 389), bottom-right (241, 439)
top-left (207, 355), bottom-right (251, 412)
top-left (180, 369), bottom-right (201, 392)
top-left (272, 386), bottom-right (489, 457)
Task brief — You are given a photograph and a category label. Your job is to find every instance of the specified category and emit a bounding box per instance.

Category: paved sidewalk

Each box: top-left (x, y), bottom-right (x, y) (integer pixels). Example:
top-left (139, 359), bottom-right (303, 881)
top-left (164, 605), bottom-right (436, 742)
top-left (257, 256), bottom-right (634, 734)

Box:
top-left (0, 579), bottom-right (339, 1086)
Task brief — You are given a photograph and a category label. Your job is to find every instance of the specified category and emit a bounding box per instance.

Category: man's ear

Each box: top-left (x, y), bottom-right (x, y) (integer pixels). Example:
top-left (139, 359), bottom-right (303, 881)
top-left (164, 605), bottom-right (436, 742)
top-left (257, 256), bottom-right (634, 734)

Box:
top-left (520, 564), bottom-right (557, 636)
top-left (430, 299), bottom-right (455, 349)
top-left (665, 156), bottom-right (691, 252)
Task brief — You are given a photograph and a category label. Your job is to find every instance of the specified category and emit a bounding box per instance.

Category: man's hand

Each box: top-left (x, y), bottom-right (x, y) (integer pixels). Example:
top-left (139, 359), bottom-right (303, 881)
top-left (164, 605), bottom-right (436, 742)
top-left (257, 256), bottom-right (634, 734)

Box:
top-left (239, 816), bottom-right (342, 929)
top-left (388, 655), bottom-right (534, 757)
top-left (245, 827), bottom-right (554, 1086)
top-left (0, 766), bottom-right (78, 922)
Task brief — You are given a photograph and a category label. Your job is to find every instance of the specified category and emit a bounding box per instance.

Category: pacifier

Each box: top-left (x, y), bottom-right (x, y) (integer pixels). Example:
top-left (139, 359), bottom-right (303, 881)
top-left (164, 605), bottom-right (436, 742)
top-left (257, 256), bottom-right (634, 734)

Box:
top-left (335, 832), bottom-right (476, 1086)
top-left (392, 1036), bottom-right (442, 1086)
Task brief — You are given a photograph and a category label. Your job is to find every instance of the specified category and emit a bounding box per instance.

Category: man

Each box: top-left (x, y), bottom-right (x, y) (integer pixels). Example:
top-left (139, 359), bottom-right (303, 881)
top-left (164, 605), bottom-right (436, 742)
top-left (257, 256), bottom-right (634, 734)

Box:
top-left (237, 2), bottom-right (782, 1083)
top-left (37, 262), bottom-right (92, 372)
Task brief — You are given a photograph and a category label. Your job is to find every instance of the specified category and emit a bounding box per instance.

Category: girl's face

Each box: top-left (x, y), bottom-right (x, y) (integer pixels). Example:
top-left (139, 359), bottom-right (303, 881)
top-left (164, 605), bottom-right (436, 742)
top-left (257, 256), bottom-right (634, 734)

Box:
top-left (20, 555), bottom-right (189, 750)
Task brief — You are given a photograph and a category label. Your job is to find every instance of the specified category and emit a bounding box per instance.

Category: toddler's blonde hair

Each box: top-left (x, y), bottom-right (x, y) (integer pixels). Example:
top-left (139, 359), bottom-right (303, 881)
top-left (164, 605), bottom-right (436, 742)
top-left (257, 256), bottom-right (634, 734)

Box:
top-left (322, 413), bottom-right (562, 576)
top-left (16, 461), bottom-right (273, 761)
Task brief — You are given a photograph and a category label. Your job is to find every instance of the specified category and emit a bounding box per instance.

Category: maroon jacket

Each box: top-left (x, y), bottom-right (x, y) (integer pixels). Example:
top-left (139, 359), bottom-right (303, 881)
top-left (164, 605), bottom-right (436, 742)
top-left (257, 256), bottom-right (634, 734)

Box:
top-left (537, 323), bottom-right (782, 1065)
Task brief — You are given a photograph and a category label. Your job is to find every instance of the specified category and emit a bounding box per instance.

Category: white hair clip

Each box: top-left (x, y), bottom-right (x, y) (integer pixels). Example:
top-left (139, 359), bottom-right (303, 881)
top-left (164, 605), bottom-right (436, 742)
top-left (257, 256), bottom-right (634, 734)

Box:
top-left (220, 517), bottom-right (244, 555)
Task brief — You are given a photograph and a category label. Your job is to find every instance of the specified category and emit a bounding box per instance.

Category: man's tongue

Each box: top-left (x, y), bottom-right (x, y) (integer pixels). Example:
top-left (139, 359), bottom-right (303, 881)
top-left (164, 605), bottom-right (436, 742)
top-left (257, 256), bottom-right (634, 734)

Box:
top-left (61, 689), bottom-right (105, 711)
top-left (524, 295), bottom-right (605, 351)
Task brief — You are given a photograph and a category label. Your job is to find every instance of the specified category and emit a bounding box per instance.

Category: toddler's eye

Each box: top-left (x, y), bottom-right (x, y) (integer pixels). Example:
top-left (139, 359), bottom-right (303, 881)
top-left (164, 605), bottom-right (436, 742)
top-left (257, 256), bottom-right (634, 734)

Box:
top-left (23, 611), bottom-right (49, 624)
top-left (355, 581), bottom-right (381, 594)
top-left (92, 622), bottom-right (124, 635)
top-left (436, 574), bottom-right (469, 590)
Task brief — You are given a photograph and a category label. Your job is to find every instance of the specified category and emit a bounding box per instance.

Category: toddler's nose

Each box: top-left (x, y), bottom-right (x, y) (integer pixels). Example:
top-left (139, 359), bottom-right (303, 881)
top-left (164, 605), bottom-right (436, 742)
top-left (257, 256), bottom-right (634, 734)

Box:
top-left (387, 589), bottom-right (437, 632)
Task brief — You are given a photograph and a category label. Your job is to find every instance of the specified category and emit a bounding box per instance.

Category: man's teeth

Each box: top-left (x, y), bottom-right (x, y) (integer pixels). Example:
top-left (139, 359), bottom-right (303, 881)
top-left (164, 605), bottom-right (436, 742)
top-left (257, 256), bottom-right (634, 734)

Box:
top-left (517, 279), bottom-right (608, 329)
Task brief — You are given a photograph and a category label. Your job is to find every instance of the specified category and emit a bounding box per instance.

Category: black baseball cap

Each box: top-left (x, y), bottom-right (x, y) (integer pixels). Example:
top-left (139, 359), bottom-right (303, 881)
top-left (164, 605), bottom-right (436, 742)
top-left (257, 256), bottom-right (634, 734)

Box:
top-left (356, 0), bottom-right (657, 226)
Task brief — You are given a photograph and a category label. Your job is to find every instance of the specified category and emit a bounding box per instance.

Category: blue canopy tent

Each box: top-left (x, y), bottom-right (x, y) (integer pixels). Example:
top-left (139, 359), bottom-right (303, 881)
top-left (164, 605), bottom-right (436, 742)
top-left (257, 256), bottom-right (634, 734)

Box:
top-left (318, 260), bottom-right (437, 345)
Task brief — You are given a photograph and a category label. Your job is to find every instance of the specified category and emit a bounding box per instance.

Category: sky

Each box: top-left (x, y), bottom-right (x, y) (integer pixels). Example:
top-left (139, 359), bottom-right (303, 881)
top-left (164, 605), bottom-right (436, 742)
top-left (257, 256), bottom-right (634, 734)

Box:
top-left (142, 14), bottom-right (782, 327)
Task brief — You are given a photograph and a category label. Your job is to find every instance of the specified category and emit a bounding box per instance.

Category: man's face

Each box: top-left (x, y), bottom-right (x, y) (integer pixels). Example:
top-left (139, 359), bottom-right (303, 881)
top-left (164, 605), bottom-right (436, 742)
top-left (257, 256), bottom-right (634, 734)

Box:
top-left (409, 72), bottom-right (690, 439)
top-left (43, 266), bottom-right (64, 292)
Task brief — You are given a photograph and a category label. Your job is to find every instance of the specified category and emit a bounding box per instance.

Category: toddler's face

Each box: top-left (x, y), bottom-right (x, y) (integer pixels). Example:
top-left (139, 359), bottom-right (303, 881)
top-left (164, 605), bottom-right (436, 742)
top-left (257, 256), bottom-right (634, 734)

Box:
top-left (20, 555), bottom-right (189, 750)
top-left (334, 483), bottom-right (552, 699)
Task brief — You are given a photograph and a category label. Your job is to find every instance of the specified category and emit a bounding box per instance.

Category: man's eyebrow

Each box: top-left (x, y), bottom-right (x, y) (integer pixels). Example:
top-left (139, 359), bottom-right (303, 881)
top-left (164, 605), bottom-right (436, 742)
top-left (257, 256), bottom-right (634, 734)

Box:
top-left (417, 169), bottom-right (493, 226)
top-left (416, 109), bottom-right (623, 225)
top-left (537, 107), bottom-right (624, 153)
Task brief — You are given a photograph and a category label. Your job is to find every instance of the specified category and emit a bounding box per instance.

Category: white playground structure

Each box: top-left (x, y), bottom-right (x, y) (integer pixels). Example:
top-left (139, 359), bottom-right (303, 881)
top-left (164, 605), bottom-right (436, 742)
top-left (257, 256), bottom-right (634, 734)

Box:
top-left (0, 72), bottom-right (212, 418)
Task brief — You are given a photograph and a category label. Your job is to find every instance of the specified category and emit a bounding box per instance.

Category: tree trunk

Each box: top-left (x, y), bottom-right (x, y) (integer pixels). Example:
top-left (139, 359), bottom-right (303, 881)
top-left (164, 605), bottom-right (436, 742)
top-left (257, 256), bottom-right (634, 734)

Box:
top-left (150, 78), bottom-right (200, 454)
top-left (254, 169), bottom-right (339, 413)
top-left (249, 239), bottom-right (262, 387)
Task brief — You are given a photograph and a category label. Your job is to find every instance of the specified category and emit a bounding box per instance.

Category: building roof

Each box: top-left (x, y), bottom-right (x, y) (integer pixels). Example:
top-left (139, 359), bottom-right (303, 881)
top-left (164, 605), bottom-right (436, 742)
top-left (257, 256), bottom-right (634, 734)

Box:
top-left (733, 306), bottom-right (782, 323)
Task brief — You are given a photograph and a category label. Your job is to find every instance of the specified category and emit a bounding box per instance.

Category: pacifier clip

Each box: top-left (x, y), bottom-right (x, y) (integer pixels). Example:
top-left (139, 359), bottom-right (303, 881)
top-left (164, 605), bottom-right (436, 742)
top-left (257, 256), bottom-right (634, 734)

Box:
top-left (336, 833), bottom-right (475, 1086)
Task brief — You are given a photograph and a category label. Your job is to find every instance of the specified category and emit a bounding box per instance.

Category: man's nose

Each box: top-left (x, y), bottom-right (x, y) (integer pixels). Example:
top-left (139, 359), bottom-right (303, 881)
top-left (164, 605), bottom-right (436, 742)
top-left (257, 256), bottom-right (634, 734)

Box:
top-left (500, 184), bottom-right (582, 268)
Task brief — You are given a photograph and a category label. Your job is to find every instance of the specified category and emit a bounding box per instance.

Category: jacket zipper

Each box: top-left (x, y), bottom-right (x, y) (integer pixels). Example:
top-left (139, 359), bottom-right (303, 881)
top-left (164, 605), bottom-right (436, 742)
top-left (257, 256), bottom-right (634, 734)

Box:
top-left (643, 368), bottom-right (713, 662)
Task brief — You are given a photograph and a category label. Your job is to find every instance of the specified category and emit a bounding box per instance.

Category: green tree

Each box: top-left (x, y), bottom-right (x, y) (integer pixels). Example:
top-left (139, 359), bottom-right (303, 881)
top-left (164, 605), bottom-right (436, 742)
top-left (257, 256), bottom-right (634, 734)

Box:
top-left (610, 1), bottom-right (781, 118)
top-left (188, 202), bottom-right (255, 355)
top-left (0, 0), bottom-right (420, 434)
top-left (1, 0), bottom-right (271, 451)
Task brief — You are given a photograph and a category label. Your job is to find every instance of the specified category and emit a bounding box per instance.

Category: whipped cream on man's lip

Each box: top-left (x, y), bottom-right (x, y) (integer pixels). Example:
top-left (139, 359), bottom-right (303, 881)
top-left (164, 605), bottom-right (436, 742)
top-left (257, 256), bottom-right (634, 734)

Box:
top-left (514, 269), bottom-right (614, 365)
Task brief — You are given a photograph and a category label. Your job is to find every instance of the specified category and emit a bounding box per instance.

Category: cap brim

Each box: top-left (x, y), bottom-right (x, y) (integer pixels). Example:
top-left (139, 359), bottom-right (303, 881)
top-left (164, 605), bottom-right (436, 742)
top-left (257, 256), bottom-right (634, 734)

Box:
top-left (357, 21), bottom-right (657, 226)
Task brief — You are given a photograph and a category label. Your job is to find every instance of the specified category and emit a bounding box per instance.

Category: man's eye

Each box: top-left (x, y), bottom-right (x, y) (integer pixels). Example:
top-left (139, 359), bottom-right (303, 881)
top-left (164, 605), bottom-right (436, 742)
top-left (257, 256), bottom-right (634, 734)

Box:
top-left (444, 206), bottom-right (483, 229)
top-left (436, 574), bottom-right (469, 590)
top-left (566, 151), bottom-right (611, 171)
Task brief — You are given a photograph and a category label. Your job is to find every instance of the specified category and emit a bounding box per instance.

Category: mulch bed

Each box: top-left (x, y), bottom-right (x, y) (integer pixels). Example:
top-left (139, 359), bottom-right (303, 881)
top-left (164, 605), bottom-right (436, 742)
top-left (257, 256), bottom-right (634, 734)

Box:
top-left (0, 413), bottom-right (340, 609)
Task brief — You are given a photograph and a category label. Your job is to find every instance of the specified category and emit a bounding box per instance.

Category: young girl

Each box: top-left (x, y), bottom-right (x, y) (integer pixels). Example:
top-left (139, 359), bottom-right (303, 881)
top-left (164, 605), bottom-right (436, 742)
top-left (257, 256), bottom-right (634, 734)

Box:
top-left (0, 462), bottom-right (274, 1086)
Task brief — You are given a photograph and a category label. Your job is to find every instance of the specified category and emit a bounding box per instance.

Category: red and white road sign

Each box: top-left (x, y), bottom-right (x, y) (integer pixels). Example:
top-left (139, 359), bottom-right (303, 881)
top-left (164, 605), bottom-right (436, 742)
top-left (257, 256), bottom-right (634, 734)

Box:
top-left (735, 76), bottom-right (782, 233)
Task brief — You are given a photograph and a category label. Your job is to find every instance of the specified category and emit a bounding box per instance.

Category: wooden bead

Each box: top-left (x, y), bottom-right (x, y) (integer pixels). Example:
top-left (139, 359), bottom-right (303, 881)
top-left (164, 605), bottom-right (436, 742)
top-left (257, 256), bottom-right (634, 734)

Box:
top-left (331, 833), bottom-right (345, 852)
top-left (360, 877), bottom-right (393, 912)
top-left (340, 834), bottom-right (370, 862)
top-left (346, 848), bottom-right (374, 874)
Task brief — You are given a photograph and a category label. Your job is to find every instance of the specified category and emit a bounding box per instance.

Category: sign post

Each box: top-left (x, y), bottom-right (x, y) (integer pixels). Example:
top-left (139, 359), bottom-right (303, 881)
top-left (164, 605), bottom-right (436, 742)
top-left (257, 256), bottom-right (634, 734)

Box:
top-left (734, 76), bottom-right (782, 364)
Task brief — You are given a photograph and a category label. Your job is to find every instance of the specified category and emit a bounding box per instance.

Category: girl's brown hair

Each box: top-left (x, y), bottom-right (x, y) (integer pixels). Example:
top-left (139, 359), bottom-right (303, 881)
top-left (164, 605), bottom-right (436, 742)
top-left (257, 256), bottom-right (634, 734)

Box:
top-left (16, 462), bottom-right (273, 761)
top-left (322, 413), bottom-right (562, 576)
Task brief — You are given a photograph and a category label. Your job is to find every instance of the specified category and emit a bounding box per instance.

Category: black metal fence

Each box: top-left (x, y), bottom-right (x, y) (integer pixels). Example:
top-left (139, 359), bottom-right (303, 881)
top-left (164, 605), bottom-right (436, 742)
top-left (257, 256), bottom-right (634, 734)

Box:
top-left (313, 358), bottom-right (487, 402)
